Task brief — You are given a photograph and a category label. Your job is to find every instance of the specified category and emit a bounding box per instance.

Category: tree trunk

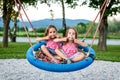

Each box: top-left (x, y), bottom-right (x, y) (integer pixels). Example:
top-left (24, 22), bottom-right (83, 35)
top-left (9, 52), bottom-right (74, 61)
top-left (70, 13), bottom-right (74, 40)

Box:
top-left (9, 19), bottom-right (17, 42)
top-left (2, 0), bottom-right (13, 47)
top-left (11, 4), bottom-right (20, 42)
top-left (98, 16), bottom-right (108, 51)
top-left (2, 0), bottom-right (9, 47)
top-left (8, 27), bottom-right (13, 41)
top-left (61, 0), bottom-right (67, 37)
top-left (12, 19), bottom-right (17, 42)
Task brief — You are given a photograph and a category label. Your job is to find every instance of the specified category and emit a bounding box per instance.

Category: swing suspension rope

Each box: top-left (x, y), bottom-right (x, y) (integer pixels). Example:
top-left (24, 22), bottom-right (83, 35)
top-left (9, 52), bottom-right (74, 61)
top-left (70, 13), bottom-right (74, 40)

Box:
top-left (14, 0), bottom-right (35, 52)
top-left (81, 0), bottom-right (108, 54)
top-left (89, 0), bottom-right (108, 49)
top-left (83, 0), bottom-right (108, 40)
top-left (16, 0), bottom-right (38, 37)
top-left (14, 0), bottom-right (108, 54)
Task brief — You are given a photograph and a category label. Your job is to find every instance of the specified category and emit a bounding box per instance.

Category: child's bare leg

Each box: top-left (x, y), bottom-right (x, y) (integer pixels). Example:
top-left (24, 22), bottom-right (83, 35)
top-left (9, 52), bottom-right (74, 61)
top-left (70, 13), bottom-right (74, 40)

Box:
top-left (71, 53), bottom-right (85, 62)
top-left (41, 45), bottom-right (59, 63)
top-left (41, 45), bottom-right (53, 59)
top-left (54, 55), bottom-right (62, 60)
top-left (55, 49), bottom-right (67, 60)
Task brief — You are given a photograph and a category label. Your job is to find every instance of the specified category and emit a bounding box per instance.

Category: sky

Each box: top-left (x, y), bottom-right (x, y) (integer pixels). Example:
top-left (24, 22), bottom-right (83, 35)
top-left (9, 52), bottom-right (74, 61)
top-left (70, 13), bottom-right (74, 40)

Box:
top-left (20, 3), bottom-right (120, 22)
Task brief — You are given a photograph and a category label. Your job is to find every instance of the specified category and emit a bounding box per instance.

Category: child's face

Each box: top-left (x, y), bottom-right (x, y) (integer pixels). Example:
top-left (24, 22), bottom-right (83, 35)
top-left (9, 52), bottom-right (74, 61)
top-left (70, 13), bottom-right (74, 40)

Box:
top-left (48, 28), bottom-right (57, 38)
top-left (67, 29), bottom-right (76, 40)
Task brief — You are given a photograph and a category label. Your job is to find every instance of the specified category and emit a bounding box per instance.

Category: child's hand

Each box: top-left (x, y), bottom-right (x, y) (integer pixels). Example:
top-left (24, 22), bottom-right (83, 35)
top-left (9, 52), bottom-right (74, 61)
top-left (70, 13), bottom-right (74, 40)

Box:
top-left (53, 37), bottom-right (68, 42)
top-left (74, 39), bottom-right (88, 46)
top-left (36, 36), bottom-right (49, 41)
top-left (63, 37), bottom-right (68, 41)
top-left (74, 39), bottom-right (79, 44)
top-left (45, 36), bottom-right (50, 40)
top-left (55, 34), bottom-right (61, 38)
top-left (36, 37), bottom-right (41, 41)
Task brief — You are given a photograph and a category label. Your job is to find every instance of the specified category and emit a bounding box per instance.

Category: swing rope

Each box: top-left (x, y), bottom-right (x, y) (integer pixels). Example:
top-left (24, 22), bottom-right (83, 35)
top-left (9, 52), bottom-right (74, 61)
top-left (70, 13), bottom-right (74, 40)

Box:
top-left (87, 0), bottom-right (108, 55)
top-left (80, 0), bottom-right (108, 56)
top-left (83, 0), bottom-right (108, 41)
top-left (17, 0), bottom-right (38, 37)
top-left (90, 0), bottom-right (108, 48)
top-left (14, 0), bottom-right (34, 52)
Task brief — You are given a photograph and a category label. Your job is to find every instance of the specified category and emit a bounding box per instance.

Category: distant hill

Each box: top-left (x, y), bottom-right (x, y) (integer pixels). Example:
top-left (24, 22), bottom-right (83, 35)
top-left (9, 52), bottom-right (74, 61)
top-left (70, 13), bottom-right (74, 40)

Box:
top-left (0, 18), bottom-right (89, 29)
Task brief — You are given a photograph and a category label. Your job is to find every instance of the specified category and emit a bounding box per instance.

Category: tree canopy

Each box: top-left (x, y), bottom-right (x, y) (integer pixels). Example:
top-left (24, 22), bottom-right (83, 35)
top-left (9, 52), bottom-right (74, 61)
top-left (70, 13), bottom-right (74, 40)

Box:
top-left (0, 0), bottom-right (40, 47)
top-left (87, 0), bottom-right (120, 17)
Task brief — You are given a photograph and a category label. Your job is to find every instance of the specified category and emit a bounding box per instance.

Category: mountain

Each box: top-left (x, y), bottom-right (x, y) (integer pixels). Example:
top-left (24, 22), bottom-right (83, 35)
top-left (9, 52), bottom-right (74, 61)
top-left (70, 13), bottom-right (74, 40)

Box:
top-left (0, 18), bottom-right (89, 29)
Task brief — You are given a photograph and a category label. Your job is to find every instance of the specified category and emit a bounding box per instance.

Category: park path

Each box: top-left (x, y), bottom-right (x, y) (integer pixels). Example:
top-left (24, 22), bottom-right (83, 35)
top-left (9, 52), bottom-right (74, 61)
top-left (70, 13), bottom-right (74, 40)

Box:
top-left (0, 37), bottom-right (120, 45)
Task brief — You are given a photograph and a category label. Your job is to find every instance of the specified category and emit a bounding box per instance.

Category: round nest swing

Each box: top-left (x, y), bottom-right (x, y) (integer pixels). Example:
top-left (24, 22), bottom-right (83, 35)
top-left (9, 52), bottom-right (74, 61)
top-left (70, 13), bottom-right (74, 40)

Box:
top-left (26, 41), bottom-right (96, 72)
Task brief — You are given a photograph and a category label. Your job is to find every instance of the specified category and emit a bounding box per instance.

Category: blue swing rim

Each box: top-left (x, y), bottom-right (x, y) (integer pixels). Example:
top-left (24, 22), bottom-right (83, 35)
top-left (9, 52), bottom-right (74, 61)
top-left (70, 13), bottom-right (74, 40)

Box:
top-left (26, 41), bottom-right (96, 72)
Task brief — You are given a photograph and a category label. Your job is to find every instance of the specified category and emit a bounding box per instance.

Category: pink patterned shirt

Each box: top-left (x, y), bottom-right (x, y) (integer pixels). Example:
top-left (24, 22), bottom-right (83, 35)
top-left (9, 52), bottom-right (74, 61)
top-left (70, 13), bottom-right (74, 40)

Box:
top-left (62, 43), bottom-right (78, 58)
top-left (46, 39), bottom-right (60, 50)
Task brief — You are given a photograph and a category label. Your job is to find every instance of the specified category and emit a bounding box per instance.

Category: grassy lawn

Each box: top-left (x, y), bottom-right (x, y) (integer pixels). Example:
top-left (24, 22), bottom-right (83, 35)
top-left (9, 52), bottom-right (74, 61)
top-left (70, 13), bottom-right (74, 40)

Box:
top-left (92, 45), bottom-right (120, 62)
top-left (0, 42), bottom-right (120, 62)
top-left (0, 42), bottom-right (30, 59)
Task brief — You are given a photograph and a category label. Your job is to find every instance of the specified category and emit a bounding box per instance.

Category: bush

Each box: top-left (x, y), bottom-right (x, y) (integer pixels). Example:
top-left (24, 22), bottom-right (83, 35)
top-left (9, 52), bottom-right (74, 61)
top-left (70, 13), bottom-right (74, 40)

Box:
top-left (35, 28), bottom-right (45, 33)
top-left (0, 32), bottom-right (3, 36)
top-left (108, 19), bottom-right (120, 33)
top-left (0, 27), bottom-right (3, 31)
top-left (10, 27), bottom-right (26, 32)
top-left (58, 29), bottom-right (63, 33)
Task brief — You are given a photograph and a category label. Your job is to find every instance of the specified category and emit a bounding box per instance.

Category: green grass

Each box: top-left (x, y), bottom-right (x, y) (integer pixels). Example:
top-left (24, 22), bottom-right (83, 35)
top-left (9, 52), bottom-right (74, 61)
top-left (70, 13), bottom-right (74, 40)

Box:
top-left (92, 45), bottom-right (120, 62)
top-left (0, 42), bottom-right (120, 62)
top-left (0, 42), bottom-right (30, 59)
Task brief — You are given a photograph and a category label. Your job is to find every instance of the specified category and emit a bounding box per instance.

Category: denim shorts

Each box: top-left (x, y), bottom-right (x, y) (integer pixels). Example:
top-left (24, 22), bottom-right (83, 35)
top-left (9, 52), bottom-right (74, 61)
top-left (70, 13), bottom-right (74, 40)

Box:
top-left (47, 48), bottom-right (56, 55)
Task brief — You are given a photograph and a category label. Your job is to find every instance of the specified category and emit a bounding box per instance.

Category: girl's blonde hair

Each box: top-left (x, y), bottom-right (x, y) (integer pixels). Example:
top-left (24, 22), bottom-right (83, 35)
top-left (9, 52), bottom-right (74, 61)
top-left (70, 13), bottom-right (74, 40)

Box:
top-left (44, 25), bottom-right (57, 36)
top-left (65, 27), bottom-right (78, 39)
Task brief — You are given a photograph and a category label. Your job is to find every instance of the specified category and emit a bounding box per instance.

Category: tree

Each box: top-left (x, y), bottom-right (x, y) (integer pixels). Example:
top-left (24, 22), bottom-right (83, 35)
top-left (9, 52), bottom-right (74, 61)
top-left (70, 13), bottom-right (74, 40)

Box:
top-left (49, 9), bottom-right (54, 20)
top-left (81, 0), bottom-right (120, 51)
top-left (75, 23), bottom-right (87, 34)
top-left (61, 0), bottom-right (66, 36)
top-left (0, 0), bottom-right (38, 47)
top-left (108, 19), bottom-right (120, 33)
top-left (9, 6), bottom-right (19, 42)
top-left (2, 0), bottom-right (13, 47)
